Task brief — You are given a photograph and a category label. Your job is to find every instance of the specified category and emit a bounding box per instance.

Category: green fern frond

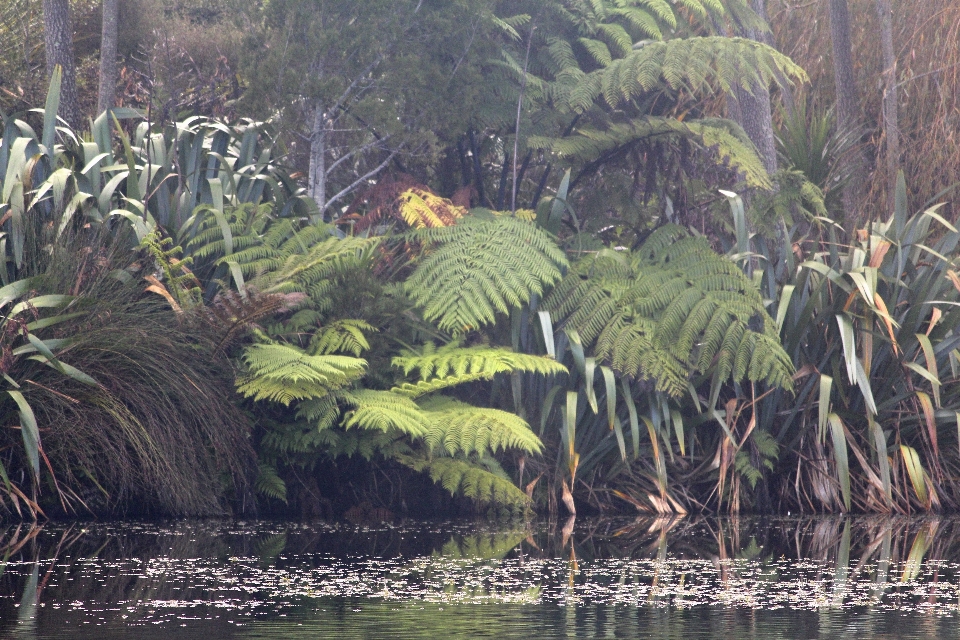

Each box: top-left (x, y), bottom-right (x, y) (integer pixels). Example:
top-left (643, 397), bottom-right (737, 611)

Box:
top-left (579, 37), bottom-right (613, 66)
top-left (341, 389), bottom-right (428, 436)
top-left (611, 7), bottom-right (663, 39)
top-left (255, 462), bottom-right (288, 502)
top-left (323, 428), bottom-right (410, 461)
top-left (393, 344), bottom-right (567, 380)
top-left (390, 371), bottom-right (494, 398)
top-left (296, 394), bottom-right (342, 430)
top-left (310, 320), bottom-right (375, 356)
top-left (405, 215), bottom-right (568, 333)
top-left (546, 226), bottom-right (793, 395)
top-left (399, 454), bottom-right (530, 508)
top-left (618, 37), bottom-right (801, 97)
top-left (260, 419), bottom-right (341, 454)
top-left (534, 116), bottom-right (772, 189)
top-left (418, 396), bottom-right (543, 457)
top-left (236, 343), bottom-right (366, 405)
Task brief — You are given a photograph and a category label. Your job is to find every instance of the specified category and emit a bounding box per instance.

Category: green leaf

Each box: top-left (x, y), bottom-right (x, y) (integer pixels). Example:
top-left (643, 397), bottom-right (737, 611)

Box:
top-left (622, 378), bottom-right (641, 459)
top-left (828, 413), bottom-right (851, 512)
top-left (42, 66), bottom-right (61, 160)
top-left (8, 390), bottom-right (39, 478)
top-left (818, 374), bottom-right (832, 443)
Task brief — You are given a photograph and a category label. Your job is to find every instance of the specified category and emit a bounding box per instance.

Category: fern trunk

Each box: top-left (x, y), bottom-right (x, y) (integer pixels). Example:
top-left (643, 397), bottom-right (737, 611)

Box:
top-left (97, 0), bottom-right (119, 115)
top-left (876, 0), bottom-right (900, 210)
top-left (729, 0), bottom-right (778, 178)
top-left (42, 0), bottom-right (81, 128)
top-left (828, 0), bottom-right (866, 222)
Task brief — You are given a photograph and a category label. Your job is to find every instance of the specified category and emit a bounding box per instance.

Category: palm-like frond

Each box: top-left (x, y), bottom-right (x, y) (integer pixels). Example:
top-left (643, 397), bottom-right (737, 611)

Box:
top-left (393, 343), bottom-right (567, 381)
top-left (545, 225), bottom-right (794, 396)
top-left (405, 215), bottom-right (568, 333)
top-left (398, 454), bottom-right (531, 508)
top-left (419, 396), bottom-right (543, 457)
top-left (236, 343), bottom-right (366, 405)
top-left (531, 116), bottom-right (771, 189)
top-left (340, 389), bottom-right (429, 436)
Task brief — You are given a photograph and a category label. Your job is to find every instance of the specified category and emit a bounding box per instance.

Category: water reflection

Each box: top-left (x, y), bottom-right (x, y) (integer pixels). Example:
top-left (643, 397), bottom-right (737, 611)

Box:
top-left (0, 516), bottom-right (958, 638)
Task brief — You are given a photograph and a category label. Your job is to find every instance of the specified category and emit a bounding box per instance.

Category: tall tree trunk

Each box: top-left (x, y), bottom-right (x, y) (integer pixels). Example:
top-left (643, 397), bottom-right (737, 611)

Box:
top-left (308, 102), bottom-right (328, 217)
top-left (729, 0), bottom-right (778, 178)
top-left (42, 0), bottom-right (81, 128)
top-left (875, 0), bottom-right (899, 207)
top-left (828, 0), bottom-right (864, 221)
top-left (97, 0), bottom-right (119, 115)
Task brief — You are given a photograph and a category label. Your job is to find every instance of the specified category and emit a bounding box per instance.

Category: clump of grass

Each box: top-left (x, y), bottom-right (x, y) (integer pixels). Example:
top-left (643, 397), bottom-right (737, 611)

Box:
top-left (0, 229), bottom-right (256, 518)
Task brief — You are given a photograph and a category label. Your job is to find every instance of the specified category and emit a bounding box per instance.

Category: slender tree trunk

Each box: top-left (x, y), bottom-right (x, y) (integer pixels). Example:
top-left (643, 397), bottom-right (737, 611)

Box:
top-left (308, 103), bottom-right (327, 216)
top-left (876, 0), bottom-right (899, 206)
top-left (729, 0), bottom-right (778, 178)
top-left (97, 0), bottom-right (119, 115)
top-left (828, 0), bottom-right (865, 221)
top-left (42, 0), bottom-right (81, 128)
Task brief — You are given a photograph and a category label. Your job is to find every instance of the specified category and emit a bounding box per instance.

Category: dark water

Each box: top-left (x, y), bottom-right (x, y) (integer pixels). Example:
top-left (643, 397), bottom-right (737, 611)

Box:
top-left (1, 517), bottom-right (960, 638)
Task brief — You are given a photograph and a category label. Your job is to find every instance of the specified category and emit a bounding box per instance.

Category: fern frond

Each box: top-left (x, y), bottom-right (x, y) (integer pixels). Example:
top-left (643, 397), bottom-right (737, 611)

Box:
top-left (390, 371), bottom-right (494, 398)
top-left (255, 462), bottom-right (287, 502)
top-left (341, 389), bottom-right (428, 436)
top-left (399, 454), bottom-right (530, 508)
top-left (568, 36), bottom-right (805, 110)
top-left (236, 343), bottom-right (366, 405)
top-left (419, 396), bottom-right (543, 457)
top-left (405, 215), bottom-right (568, 333)
top-left (323, 428), bottom-right (410, 460)
top-left (393, 344), bottom-right (567, 380)
top-left (310, 319), bottom-right (375, 356)
top-left (536, 116), bottom-right (772, 189)
top-left (397, 188), bottom-right (466, 228)
top-left (546, 225), bottom-right (793, 395)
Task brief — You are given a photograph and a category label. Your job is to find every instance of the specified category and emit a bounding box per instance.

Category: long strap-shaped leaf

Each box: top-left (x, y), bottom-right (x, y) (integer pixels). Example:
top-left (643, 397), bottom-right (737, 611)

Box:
top-left (7, 390), bottom-right (38, 478)
top-left (828, 413), bottom-right (851, 512)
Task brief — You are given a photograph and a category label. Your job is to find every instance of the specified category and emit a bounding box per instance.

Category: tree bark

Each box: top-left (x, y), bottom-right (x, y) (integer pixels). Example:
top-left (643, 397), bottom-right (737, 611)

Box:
top-left (729, 0), bottom-right (778, 178)
top-left (308, 102), bottom-right (328, 216)
top-left (97, 0), bottom-right (120, 115)
top-left (875, 0), bottom-right (899, 206)
top-left (828, 0), bottom-right (865, 220)
top-left (42, 0), bottom-right (81, 128)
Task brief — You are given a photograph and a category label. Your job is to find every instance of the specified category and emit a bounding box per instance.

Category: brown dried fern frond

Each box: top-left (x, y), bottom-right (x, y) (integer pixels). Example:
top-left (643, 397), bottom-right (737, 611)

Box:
top-left (200, 288), bottom-right (306, 355)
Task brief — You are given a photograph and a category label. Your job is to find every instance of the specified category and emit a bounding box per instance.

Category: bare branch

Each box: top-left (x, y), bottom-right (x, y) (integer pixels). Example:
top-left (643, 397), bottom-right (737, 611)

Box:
top-left (326, 134), bottom-right (393, 176)
top-left (322, 149), bottom-right (401, 217)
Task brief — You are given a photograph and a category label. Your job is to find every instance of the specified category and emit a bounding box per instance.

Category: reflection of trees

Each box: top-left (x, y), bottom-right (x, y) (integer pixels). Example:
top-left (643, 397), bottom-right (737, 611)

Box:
top-left (1, 517), bottom-right (960, 635)
top-left (582, 515), bottom-right (960, 609)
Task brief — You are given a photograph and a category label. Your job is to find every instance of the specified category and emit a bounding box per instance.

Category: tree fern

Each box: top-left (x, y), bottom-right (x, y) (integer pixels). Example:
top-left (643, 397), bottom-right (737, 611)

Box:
top-left (545, 225), bottom-right (794, 396)
top-left (310, 319), bottom-right (374, 356)
top-left (530, 116), bottom-right (771, 190)
top-left (398, 454), bottom-right (531, 508)
top-left (183, 203), bottom-right (273, 262)
top-left (255, 462), bottom-right (288, 502)
top-left (340, 389), bottom-right (429, 436)
top-left (405, 215), bottom-right (568, 333)
top-left (560, 37), bottom-right (804, 113)
top-left (419, 396), bottom-right (543, 457)
top-left (393, 343), bottom-right (567, 381)
top-left (235, 343), bottom-right (366, 405)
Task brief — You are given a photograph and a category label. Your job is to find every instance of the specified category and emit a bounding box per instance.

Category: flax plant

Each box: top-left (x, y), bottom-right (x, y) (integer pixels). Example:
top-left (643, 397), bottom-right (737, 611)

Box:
top-left (748, 174), bottom-right (960, 513)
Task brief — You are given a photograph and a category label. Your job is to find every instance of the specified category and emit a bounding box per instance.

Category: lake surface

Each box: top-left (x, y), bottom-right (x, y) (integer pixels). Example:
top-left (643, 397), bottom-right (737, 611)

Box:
top-left (2, 516), bottom-right (960, 638)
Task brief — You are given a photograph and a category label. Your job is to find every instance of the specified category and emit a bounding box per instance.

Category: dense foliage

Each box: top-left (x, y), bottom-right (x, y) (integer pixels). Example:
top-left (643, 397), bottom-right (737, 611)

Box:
top-left (0, 0), bottom-right (957, 519)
